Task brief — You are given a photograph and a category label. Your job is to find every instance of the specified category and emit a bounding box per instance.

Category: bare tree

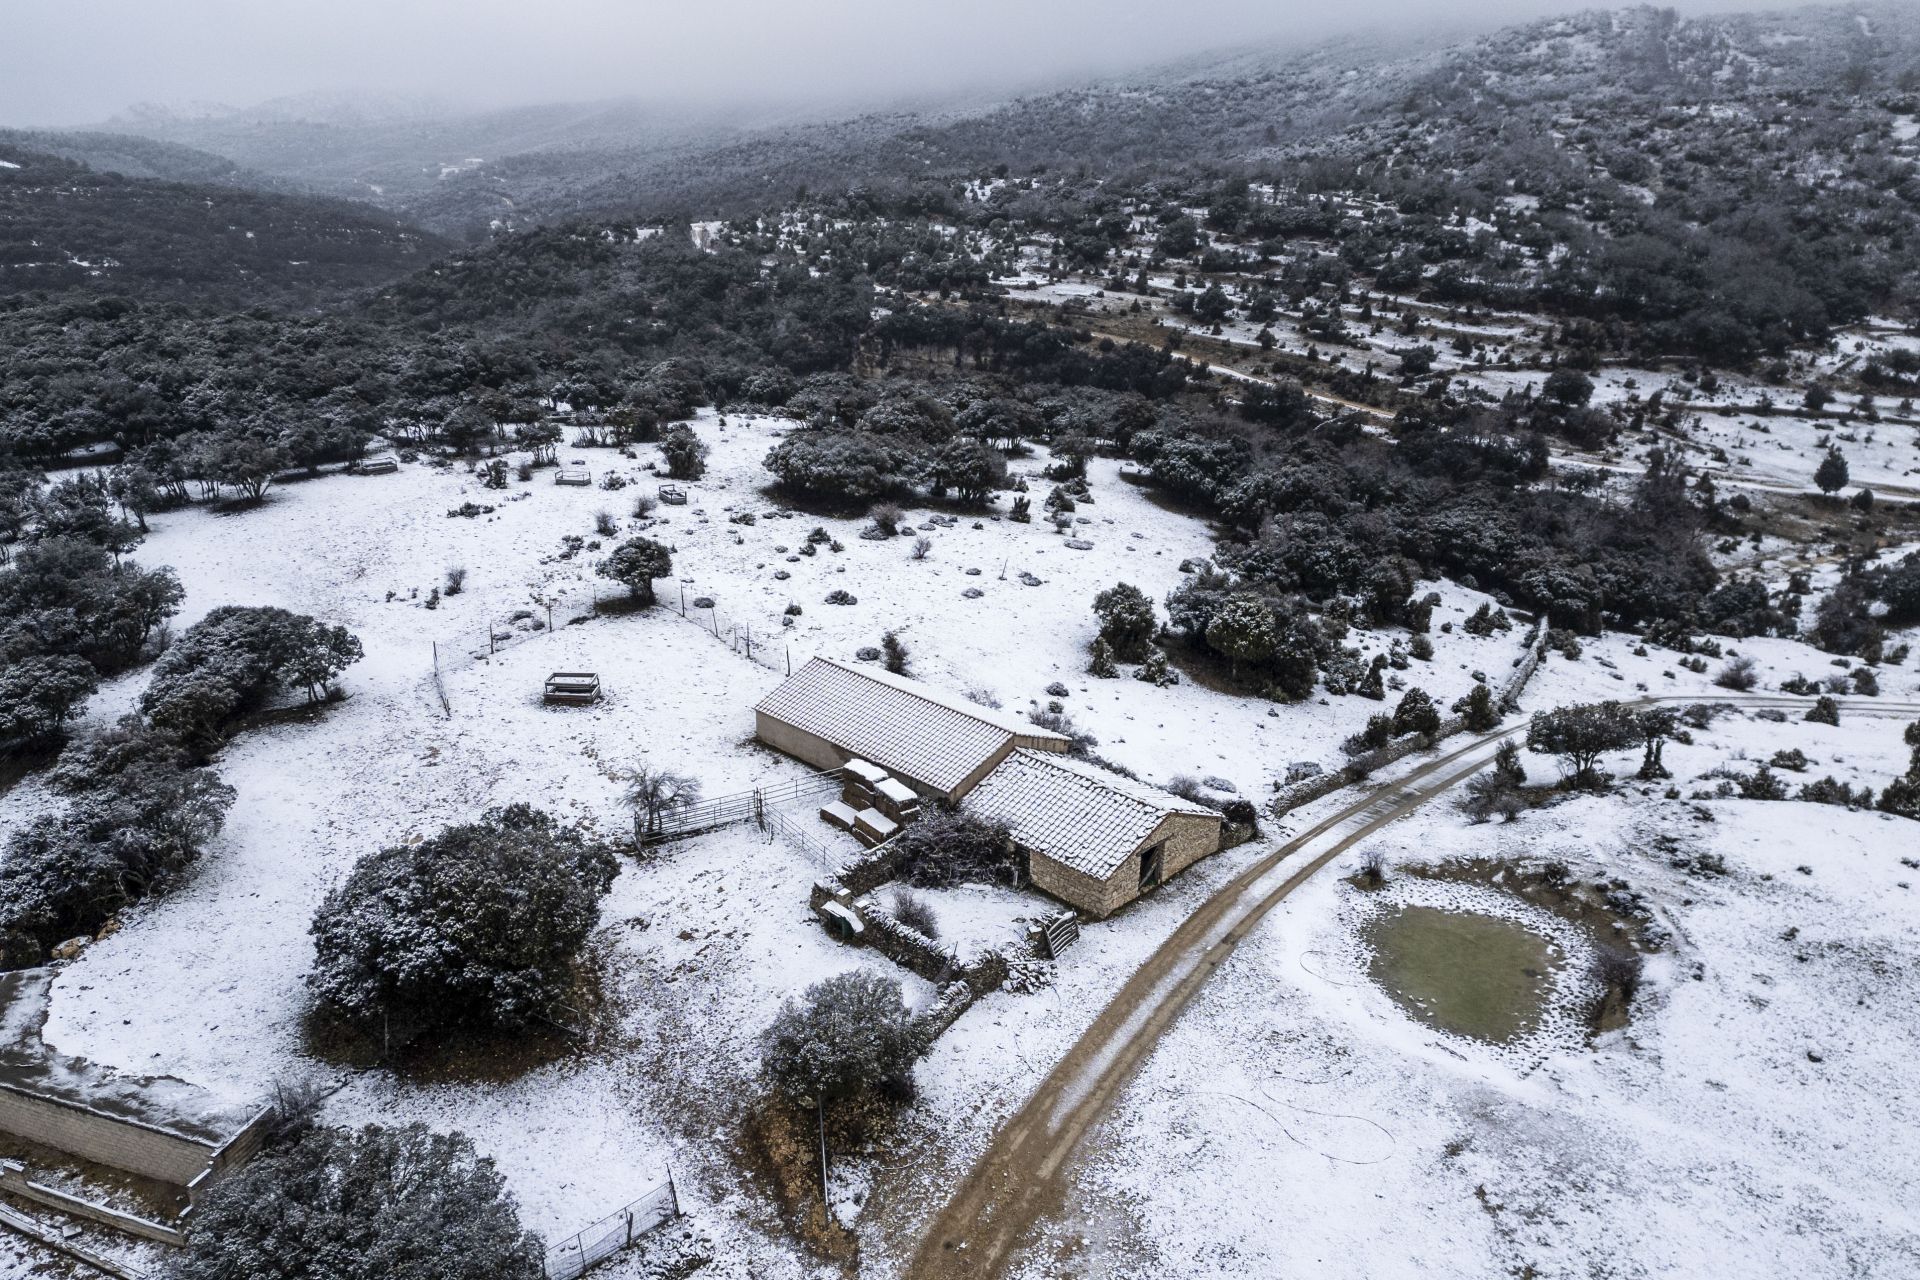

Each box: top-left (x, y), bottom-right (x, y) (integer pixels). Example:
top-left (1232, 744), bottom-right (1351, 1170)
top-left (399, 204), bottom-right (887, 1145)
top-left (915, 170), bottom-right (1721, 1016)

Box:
top-left (617, 762), bottom-right (702, 842)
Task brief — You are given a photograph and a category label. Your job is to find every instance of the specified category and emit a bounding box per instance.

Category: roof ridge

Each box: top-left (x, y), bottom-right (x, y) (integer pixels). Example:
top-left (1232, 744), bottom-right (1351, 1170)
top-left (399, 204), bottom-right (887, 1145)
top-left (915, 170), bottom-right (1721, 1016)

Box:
top-left (810, 656), bottom-right (1069, 743)
top-left (1004, 747), bottom-right (1217, 816)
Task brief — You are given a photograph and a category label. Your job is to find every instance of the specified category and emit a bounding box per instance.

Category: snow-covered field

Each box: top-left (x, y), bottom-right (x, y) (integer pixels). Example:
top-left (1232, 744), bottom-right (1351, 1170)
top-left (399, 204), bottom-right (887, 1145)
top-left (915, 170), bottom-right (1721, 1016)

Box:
top-left (1014, 704), bottom-right (1920, 1279)
top-left (4, 413), bottom-right (1919, 1278)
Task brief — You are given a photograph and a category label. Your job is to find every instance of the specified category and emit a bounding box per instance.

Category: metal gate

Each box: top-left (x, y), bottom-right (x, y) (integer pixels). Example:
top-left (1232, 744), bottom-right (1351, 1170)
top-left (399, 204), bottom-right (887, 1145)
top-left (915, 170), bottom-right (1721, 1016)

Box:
top-left (1035, 909), bottom-right (1080, 959)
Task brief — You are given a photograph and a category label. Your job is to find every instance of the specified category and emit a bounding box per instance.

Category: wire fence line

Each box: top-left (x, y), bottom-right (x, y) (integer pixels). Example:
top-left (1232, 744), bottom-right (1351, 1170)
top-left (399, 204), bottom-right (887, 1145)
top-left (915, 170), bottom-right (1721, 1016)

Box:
top-left (543, 1172), bottom-right (681, 1280)
top-left (414, 580), bottom-right (806, 721)
top-left (667, 591), bottom-right (795, 676)
top-left (764, 805), bottom-right (849, 868)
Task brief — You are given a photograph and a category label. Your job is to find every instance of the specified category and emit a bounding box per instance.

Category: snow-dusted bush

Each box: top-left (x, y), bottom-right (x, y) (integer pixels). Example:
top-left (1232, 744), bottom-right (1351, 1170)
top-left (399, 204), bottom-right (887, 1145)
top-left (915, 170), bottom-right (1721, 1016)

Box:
top-left (881, 630), bottom-right (911, 676)
top-left (0, 654), bottom-right (98, 747)
top-left (760, 971), bottom-right (918, 1107)
top-left (1713, 655), bottom-right (1759, 691)
top-left (889, 888), bottom-right (940, 940)
top-left (1733, 764), bottom-right (1789, 800)
top-left (1135, 647), bottom-right (1178, 686)
top-left (309, 804), bottom-right (617, 1042)
top-left (763, 432), bottom-right (915, 503)
top-left (141, 605), bottom-right (362, 745)
top-left (0, 716), bottom-right (233, 966)
top-left (660, 424), bottom-right (707, 479)
top-left (169, 1124), bottom-right (542, 1280)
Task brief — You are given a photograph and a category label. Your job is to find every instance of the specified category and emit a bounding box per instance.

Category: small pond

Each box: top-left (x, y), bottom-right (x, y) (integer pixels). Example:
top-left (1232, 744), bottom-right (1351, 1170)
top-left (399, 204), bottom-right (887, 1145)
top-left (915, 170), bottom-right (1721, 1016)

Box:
top-left (1363, 905), bottom-right (1562, 1044)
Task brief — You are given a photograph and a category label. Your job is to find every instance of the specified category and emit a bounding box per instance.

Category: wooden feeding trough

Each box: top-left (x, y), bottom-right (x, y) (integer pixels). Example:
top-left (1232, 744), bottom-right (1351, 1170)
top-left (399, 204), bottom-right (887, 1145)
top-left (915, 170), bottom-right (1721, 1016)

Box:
top-left (354, 453), bottom-right (399, 475)
top-left (543, 672), bottom-right (602, 705)
top-left (657, 483), bottom-right (688, 505)
top-left (555, 464), bottom-right (592, 486)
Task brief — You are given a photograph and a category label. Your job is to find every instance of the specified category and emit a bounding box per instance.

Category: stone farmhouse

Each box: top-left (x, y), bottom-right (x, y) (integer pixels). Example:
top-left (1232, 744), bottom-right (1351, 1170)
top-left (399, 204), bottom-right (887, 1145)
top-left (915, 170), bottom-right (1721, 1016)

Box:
top-left (755, 657), bottom-right (1223, 916)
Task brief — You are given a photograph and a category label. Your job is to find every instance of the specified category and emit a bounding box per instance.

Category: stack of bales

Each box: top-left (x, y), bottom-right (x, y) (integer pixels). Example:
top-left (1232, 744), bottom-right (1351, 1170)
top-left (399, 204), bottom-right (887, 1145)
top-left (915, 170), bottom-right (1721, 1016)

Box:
top-left (821, 758), bottom-right (921, 847)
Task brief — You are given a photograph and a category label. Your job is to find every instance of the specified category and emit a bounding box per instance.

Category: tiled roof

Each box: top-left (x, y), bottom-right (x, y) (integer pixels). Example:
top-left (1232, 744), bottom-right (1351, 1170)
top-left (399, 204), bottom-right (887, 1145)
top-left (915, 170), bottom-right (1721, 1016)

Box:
top-left (965, 749), bottom-right (1218, 879)
top-left (756, 657), bottom-right (1069, 794)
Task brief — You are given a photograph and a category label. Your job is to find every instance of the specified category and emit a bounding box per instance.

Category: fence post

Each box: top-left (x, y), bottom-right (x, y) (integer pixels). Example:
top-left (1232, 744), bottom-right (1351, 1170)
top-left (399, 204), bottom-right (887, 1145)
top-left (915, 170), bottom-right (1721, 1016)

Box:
top-left (667, 1164), bottom-right (680, 1217)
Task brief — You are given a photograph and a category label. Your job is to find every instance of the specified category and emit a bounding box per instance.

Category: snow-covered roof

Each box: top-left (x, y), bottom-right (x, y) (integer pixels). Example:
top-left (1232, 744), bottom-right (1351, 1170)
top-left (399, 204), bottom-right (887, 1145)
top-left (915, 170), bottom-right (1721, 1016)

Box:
top-left (966, 749), bottom-right (1218, 879)
top-left (756, 657), bottom-right (1069, 794)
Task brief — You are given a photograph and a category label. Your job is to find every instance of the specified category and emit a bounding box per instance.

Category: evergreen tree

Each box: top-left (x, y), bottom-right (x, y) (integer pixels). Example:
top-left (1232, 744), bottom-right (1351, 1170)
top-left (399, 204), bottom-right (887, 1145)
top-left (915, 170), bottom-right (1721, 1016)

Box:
top-left (1526, 701), bottom-right (1640, 788)
top-left (170, 1124), bottom-right (542, 1280)
top-left (882, 630), bottom-right (911, 676)
top-left (1459, 683), bottom-right (1500, 732)
top-left (1092, 582), bottom-right (1158, 662)
top-left (1391, 687), bottom-right (1441, 738)
top-left (1491, 740), bottom-right (1527, 787)
top-left (309, 804), bottom-right (618, 1043)
top-left (1204, 594), bottom-right (1278, 678)
top-left (761, 971), bottom-right (918, 1107)
top-left (1815, 447), bottom-right (1849, 496)
top-left (597, 537), bottom-right (672, 605)
top-left (1356, 654), bottom-right (1387, 701)
top-left (1088, 636), bottom-right (1118, 678)
top-left (661, 424), bottom-right (707, 480)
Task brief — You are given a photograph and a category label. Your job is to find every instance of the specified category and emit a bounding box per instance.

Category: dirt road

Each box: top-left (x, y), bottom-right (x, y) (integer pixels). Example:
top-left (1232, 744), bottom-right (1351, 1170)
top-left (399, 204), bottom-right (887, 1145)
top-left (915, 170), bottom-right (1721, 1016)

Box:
top-left (908, 697), bottom-right (1920, 1279)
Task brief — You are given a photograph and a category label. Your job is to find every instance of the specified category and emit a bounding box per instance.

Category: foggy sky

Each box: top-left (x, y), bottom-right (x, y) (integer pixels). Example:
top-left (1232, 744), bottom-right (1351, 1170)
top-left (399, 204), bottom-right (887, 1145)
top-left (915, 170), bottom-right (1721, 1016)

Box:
top-left (7, 0), bottom-right (1794, 127)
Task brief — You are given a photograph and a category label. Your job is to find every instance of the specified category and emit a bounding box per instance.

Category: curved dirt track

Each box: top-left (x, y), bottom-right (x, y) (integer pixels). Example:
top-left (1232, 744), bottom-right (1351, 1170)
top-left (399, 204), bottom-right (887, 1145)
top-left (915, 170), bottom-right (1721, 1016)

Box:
top-left (908, 696), bottom-right (1920, 1279)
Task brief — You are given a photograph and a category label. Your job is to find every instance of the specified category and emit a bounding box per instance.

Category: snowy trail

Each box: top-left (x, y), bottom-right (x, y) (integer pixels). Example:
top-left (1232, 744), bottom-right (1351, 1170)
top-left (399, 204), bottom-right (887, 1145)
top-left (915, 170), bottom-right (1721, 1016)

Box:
top-left (907, 694), bottom-right (1920, 1279)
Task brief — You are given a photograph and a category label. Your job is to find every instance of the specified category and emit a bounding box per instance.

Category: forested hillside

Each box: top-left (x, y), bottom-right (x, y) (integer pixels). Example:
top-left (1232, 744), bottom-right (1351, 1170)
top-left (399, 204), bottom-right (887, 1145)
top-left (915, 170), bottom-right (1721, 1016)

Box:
top-left (0, 144), bottom-right (445, 302)
top-left (103, 2), bottom-right (1917, 241)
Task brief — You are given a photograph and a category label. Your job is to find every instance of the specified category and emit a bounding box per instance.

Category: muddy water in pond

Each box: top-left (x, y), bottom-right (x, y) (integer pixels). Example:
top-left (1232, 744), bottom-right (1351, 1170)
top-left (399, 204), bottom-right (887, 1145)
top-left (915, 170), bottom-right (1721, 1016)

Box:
top-left (1364, 906), bottom-right (1561, 1044)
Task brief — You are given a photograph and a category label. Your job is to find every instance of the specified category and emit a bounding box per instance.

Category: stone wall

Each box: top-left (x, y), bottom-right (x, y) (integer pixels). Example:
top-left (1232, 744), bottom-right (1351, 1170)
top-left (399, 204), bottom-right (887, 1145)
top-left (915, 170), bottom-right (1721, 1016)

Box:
top-left (805, 886), bottom-right (1010, 1055)
top-left (1040, 810), bottom-right (1225, 919)
top-left (910, 982), bottom-right (976, 1050)
top-left (1268, 625), bottom-right (1548, 823)
top-left (833, 840), bottom-right (909, 898)
top-left (0, 1082), bottom-right (216, 1187)
top-left (853, 899), bottom-right (955, 984)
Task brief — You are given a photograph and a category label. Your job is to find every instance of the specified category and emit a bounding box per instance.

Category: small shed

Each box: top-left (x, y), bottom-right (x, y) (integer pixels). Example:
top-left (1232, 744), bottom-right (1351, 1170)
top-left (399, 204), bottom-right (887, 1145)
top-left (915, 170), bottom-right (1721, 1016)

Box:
top-left (965, 749), bottom-right (1222, 918)
top-left (556, 464), bottom-right (591, 487)
top-left (543, 672), bottom-right (602, 704)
